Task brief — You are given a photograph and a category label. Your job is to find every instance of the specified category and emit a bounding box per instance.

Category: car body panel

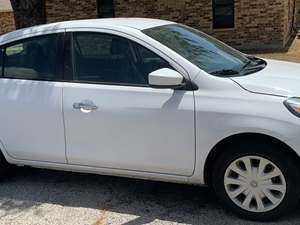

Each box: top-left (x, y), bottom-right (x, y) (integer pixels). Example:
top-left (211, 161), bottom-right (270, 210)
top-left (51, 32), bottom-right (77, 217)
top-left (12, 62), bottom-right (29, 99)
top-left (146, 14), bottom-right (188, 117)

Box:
top-left (63, 82), bottom-right (195, 176)
top-left (232, 59), bottom-right (300, 97)
top-left (0, 79), bottom-right (66, 163)
top-left (189, 72), bottom-right (300, 183)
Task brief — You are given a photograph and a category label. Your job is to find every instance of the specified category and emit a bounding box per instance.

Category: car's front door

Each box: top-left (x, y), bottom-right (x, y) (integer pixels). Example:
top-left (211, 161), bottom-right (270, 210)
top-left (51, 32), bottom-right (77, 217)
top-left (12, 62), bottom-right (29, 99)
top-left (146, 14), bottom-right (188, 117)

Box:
top-left (0, 34), bottom-right (66, 163)
top-left (63, 32), bottom-right (195, 176)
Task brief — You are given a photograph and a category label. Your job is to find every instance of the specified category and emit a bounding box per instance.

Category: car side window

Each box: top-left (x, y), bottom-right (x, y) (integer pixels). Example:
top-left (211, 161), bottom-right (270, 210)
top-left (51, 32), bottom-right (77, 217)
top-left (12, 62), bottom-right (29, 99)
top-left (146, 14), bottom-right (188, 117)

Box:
top-left (3, 34), bottom-right (60, 80)
top-left (72, 32), bottom-right (171, 85)
top-left (133, 43), bottom-right (172, 83)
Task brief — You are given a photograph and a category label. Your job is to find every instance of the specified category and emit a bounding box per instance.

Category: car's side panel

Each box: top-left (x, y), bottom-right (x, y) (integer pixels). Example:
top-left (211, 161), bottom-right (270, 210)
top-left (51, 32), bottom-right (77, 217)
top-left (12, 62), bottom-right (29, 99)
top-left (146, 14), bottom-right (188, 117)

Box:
top-left (0, 79), bottom-right (66, 163)
top-left (63, 83), bottom-right (195, 176)
top-left (2, 156), bottom-right (192, 185)
top-left (187, 73), bottom-right (300, 185)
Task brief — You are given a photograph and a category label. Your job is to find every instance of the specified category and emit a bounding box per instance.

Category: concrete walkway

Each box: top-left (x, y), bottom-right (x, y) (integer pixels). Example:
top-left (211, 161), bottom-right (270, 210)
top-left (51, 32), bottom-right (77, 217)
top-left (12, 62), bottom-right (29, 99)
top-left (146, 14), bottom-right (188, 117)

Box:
top-left (256, 36), bottom-right (300, 63)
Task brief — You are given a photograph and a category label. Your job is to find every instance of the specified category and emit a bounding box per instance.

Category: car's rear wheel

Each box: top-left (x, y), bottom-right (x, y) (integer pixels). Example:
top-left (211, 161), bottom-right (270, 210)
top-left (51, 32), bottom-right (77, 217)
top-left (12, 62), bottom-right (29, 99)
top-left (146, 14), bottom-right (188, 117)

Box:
top-left (0, 152), bottom-right (11, 179)
top-left (212, 142), bottom-right (300, 221)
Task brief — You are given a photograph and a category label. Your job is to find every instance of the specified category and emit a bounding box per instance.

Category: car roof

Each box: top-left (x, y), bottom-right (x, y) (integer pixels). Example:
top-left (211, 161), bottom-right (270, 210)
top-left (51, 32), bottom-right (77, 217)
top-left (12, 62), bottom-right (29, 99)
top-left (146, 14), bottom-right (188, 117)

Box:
top-left (0, 18), bottom-right (175, 45)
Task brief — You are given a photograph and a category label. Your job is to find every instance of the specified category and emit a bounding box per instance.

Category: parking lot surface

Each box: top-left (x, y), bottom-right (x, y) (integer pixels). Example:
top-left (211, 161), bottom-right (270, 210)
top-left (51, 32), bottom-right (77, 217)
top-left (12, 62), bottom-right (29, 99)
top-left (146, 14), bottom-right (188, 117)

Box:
top-left (0, 167), bottom-right (299, 225)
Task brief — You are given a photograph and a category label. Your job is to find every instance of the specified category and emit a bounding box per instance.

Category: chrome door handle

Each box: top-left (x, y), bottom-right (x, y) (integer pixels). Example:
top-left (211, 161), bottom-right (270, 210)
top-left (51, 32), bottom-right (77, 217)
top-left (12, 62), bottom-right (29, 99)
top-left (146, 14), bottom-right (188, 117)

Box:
top-left (73, 100), bottom-right (98, 111)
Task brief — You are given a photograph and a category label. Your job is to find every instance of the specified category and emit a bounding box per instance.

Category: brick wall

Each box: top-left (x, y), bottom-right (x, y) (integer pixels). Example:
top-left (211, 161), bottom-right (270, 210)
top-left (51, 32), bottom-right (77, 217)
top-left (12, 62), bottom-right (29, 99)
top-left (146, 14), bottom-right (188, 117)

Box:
top-left (46, 0), bottom-right (98, 23)
top-left (115, 0), bottom-right (287, 51)
top-left (0, 11), bottom-right (16, 35)
top-left (214, 0), bottom-right (286, 50)
top-left (45, 0), bottom-right (294, 51)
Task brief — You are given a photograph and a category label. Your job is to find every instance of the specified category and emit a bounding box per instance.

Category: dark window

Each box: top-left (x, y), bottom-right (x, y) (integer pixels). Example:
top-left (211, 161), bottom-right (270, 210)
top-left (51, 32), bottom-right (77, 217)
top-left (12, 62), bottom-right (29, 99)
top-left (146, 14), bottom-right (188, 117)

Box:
top-left (97, 0), bottom-right (115, 18)
top-left (213, 0), bottom-right (234, 28)
top-left (134, 44), bottom-right (172, 83)
top-left (4, 34), bottom-right (61, 80)
top-left (72, 32), bottom-right (171, 85)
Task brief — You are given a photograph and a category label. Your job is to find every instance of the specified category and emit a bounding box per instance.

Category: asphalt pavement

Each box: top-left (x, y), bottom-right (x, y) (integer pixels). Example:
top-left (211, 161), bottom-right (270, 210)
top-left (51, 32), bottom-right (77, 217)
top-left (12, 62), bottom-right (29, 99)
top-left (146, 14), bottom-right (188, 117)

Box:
top-left (0, 167), bottom-right (299, 225)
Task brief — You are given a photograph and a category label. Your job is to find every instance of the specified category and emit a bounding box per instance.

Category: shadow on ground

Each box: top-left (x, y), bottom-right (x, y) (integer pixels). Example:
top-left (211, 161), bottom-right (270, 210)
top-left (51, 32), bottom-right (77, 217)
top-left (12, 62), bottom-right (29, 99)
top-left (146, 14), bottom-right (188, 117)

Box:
top-left (0, 167), bottom-right (299, 225)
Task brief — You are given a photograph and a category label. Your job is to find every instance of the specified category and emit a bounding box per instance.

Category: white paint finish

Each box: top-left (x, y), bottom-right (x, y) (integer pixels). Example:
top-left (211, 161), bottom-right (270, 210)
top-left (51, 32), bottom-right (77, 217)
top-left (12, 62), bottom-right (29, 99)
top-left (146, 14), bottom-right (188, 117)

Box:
top-left (1, 18), bottom-right (300, 189)
top-left (232, 59), bottom-right (300, 97)
top-left (62, 83), bottom-right (195, 176)
top-left (149, 68), bottom-right (184, 86)
top-left (0, 79), bottom-right (66, 163)
top-left (189, 72), bottom-right (300, 184)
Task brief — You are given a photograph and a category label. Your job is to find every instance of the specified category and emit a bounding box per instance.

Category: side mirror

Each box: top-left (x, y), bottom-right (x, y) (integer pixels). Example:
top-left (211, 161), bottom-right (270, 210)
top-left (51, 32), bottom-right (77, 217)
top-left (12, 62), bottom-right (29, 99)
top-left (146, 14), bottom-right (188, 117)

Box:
top-left (149, 68), bottom-right (185, 89)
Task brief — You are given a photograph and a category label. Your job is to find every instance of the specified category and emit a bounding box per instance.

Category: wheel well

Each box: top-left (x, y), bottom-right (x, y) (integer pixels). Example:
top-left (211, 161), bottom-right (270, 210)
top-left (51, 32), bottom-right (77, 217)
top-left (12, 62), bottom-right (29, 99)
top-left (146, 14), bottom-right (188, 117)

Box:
top-left (204, 133), bottom-right (300, 186)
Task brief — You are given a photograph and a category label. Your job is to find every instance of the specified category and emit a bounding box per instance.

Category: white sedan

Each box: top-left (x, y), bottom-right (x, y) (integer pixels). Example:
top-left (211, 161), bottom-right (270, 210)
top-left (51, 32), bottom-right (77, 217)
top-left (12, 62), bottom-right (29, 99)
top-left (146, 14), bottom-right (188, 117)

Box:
top-left (0, 18), bottom-right (300, 221)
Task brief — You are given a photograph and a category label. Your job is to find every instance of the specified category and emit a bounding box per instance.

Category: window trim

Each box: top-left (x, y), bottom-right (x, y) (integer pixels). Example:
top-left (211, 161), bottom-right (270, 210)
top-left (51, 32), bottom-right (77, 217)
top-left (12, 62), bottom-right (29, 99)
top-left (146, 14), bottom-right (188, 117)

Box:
top-left (63, 32), bottom-right (74, 81)
top-left (213, 0), bottom-right (235, 29)
top-left (1, 33), bottom-right (65, 82)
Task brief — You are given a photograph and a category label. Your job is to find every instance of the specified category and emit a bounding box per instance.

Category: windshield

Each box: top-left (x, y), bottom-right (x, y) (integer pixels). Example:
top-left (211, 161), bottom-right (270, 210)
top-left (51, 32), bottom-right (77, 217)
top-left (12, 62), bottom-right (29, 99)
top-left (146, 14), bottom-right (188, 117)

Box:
top-left (143, 24), bottom-right (264, 76)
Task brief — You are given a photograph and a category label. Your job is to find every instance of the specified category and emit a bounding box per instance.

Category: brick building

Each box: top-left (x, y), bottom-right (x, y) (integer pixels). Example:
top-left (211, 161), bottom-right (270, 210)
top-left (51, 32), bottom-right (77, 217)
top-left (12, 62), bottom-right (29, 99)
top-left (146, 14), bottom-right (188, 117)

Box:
top-left (45, 0), bottom-right (300, 51)
top-left (0, 0), bottom-right (15, 35)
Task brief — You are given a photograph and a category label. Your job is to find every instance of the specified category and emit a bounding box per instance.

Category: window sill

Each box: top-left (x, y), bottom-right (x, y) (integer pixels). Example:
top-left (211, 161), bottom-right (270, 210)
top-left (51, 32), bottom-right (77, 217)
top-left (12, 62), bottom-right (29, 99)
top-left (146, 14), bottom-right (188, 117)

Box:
top-left (213, 27), bottom-right (236, 32)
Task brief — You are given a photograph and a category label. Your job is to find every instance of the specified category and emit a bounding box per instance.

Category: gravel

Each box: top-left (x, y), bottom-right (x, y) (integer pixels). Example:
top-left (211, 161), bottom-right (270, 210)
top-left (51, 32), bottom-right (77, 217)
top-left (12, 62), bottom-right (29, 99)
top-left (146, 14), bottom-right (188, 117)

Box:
top-left (0, 167), bottom-right (299, 225)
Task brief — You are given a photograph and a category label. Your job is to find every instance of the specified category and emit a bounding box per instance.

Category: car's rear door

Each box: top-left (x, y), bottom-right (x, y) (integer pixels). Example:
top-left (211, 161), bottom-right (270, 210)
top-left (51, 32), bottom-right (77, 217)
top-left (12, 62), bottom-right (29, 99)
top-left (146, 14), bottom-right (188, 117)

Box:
top-left (0, 33), bottom-right (66, 163)
top-left (62, 31), bottom-right (195, 176)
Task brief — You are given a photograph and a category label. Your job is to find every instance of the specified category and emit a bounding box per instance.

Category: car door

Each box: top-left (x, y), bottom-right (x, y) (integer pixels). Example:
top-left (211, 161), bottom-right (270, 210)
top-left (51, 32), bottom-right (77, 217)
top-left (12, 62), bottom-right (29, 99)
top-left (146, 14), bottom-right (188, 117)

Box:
top-left (63, 31), bottom-right (195, 176)
top-left (0, 33), bottom-right (66, 163)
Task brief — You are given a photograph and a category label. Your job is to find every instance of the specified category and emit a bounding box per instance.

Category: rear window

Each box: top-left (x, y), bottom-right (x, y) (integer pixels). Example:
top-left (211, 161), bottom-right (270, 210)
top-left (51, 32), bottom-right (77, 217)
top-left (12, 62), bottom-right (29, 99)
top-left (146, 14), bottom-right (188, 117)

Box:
top-left (3, 34), bottom-right (61, 80)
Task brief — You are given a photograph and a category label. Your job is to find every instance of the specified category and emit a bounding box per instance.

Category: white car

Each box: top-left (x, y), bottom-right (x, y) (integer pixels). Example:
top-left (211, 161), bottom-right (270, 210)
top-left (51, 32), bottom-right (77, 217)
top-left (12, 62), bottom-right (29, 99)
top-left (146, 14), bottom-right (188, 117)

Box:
top-left (0, 18), bottom-right (300, 221)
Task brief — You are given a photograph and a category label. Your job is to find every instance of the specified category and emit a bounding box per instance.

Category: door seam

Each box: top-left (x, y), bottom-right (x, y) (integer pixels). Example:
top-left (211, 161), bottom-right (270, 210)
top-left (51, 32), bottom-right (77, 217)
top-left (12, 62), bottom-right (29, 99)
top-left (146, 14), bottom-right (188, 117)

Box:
top-left (61, 86), bottom-right (69, 164)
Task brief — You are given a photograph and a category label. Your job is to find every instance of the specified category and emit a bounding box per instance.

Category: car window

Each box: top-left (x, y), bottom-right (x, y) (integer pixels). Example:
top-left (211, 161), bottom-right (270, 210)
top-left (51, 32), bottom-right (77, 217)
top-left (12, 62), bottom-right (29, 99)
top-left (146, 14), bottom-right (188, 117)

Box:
top-left (72, 32), bottom-right (171, 85)
top-left (134, 44), bottom-right (172, 83)
top-left (143, 24), bottom-right (250, 74)
top-left (4, 34), bottom-right (60, 80)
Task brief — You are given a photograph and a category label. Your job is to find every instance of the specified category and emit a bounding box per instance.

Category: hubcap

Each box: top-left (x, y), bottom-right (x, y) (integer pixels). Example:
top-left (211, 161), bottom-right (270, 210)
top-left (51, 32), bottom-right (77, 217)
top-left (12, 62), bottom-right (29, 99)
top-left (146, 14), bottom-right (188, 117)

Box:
top-left (224, 156), bottom-right (286, 213)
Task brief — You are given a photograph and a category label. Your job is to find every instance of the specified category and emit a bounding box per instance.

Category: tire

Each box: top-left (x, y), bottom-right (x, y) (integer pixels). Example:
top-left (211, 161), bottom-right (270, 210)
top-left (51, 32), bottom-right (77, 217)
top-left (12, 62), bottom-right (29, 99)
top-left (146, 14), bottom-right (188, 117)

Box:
top-left (0, 152), bottom-right (11, 179)
top-left (211, 141), bottom-right (300, 221)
